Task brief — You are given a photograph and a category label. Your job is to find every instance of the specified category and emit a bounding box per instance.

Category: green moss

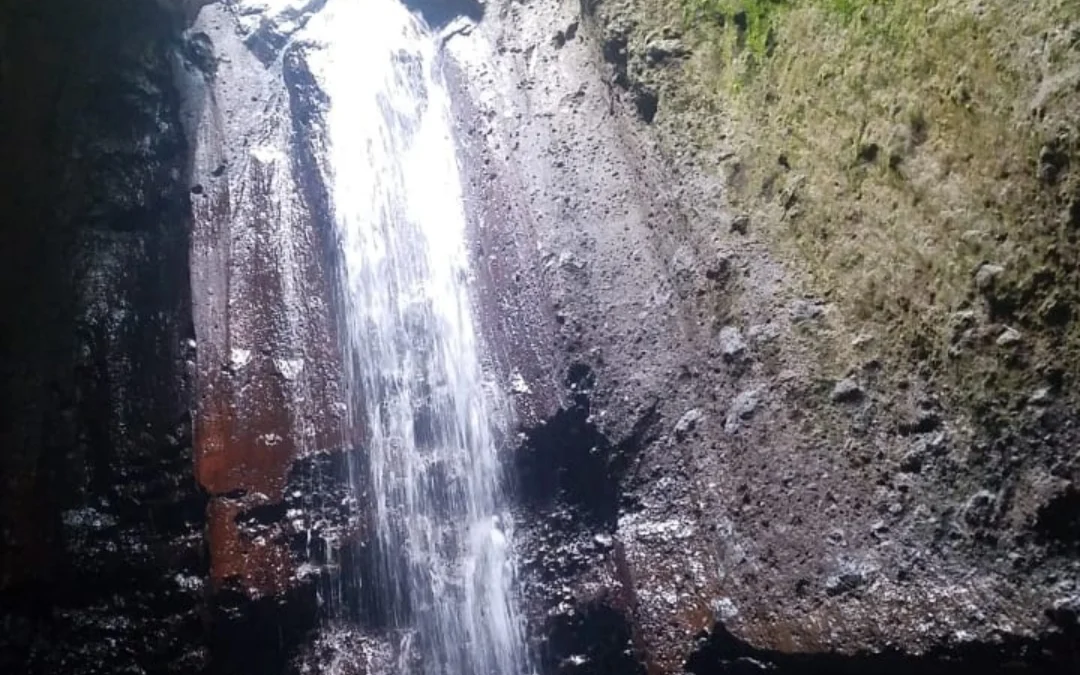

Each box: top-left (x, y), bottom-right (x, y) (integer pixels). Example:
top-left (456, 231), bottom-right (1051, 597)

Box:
top-left (643, 0), bottom-right (1080, 417)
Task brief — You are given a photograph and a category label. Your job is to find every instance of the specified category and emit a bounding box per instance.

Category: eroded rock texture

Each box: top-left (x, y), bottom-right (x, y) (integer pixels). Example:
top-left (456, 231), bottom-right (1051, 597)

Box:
top-left (1, 0), bottom-right (360, 671)
top-left (445, 0), bottom-right (1080, 673)
top-left (0, 0), bottom-right (202, 671)
top-left (2, 0), bottom-right (1077, 673)
top-left (175, 1), bottom-right (365, 670)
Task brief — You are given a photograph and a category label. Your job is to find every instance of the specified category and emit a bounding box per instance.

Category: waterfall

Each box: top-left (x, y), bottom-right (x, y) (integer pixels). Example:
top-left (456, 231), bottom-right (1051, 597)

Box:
top-left (304, 1), bottom-right (530, 674)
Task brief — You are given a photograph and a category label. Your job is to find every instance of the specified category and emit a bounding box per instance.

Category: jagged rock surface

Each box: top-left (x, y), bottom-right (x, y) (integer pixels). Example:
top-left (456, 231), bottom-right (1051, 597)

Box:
top-left (0, 0), bottom-right (202, 672)
top-left (2, 0), bottom-right (1077, 673)
top-left (446, 0), bottom-right (1080, 673)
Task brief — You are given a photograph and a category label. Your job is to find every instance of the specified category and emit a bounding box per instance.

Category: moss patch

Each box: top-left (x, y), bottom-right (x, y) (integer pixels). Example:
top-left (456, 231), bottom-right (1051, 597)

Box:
top-left (613, 0), bottom-right (1080, 420)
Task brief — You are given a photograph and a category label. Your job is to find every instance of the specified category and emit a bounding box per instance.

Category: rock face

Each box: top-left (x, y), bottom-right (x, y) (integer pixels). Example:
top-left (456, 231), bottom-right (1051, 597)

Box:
top-left (1, 0), bottom-right (357, 671)
top-left (0, 0), bottom-right (203, 671)
top-left (175, 1), bottom-right (370, 670)
top-left (444, 1), bottom-right (1080, 673)
top-left (2, 0), bottom-right (1078, 673)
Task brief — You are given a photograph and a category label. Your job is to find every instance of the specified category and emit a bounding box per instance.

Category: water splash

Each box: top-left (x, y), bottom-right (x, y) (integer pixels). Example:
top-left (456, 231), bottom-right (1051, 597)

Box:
top-left (304, 1), bottom-right (530, 673)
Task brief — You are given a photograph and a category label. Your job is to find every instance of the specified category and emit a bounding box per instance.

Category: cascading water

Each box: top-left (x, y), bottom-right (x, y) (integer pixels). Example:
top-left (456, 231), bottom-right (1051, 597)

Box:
top-left (304, 1), bottom-right (530, 674)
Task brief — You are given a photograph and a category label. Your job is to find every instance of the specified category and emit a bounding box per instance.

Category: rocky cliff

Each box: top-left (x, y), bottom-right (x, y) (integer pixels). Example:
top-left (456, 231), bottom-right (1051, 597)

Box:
top-left (444, 0), bottom-right (1080, 672)
top-left (0, 0), bottom-right (1077, 673)
top-left (0, 0), bottom-right (202, 671)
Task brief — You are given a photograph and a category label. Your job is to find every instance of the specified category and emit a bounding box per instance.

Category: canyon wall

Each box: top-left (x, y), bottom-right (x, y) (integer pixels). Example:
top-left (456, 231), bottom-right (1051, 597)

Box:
top-left (444, 0), bottom-right (1080, 672)
top-left (0, 0), bottom-right (203, 671)
top-left (0, 0), bottom-right (1077, 673)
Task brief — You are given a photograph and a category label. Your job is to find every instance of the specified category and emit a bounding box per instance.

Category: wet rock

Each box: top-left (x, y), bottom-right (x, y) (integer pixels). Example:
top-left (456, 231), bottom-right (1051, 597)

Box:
top-left (402, 0), bottom-right (485, 28)
top-left (0, 0), bottom-right (204, 671)
top-left (236, 0), bottom-right (326, 65)
top-left (831, 378), bottom-right (864, 403)
top-left (1047, 595), bottom-right (1080, 627)
top-left (593, 533), bottom-right (614, 550)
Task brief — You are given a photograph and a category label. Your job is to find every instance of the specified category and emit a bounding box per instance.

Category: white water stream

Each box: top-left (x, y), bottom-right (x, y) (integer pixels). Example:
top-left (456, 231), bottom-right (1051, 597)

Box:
top-left (304, 1), bottom-right (530, 674)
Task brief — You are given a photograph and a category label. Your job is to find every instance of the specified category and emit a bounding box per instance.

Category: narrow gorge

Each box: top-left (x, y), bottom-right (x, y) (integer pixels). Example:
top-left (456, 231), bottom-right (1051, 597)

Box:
top-left (1, 1), bottom-right (1077, 674)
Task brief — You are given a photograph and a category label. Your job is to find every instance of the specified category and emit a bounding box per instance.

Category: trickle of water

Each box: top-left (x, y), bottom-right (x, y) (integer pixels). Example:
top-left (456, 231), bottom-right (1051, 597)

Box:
top-left (305, 1), bottom-right (531, 674)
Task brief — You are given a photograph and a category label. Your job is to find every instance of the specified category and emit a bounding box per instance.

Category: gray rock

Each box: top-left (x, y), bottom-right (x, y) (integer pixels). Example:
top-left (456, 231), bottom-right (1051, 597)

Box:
top-left (963, 490), bottom-right (997, 527)
top-left (824, 558), bottom-right (877, 596)
top-left (831, 378), bottom-right (863, 403)
top-left (725, 388), bottom-right (762, 434)
top-left (1029, 387), bottom-right (1054, 406)
top-left (996, 326), bottom-right (1022, 346)
top-left (645, 38), bottom-right (687, 64)
top-left (789, 299), bottom-right (825, 323)
top-left (713, 597), bottom-right (740, 621)
top-left (748, 323), bottom-right (781, 347)
top-left (718, 325), bottom-right (748, 363)
top-left (974, 263), bottom-right (1005, 292)
top-left (674, 408), bottom-right (703, 440)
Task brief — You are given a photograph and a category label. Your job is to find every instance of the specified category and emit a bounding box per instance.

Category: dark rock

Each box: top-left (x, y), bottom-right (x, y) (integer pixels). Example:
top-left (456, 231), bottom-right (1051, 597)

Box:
top-left (1038, 141), bottom-right (1069, 184)
top-left (857, 142), bottom-right (880, 163)
top-left (402, 0), bottom-right (485, 28)
top-left (1046, 595), bottom-right (1080, 627)
top-left (1034, 485), bottom-right (1080, 552)
top-left (541, 600), bottom-right (646, 675)
top-left (685, 619), bottom-right (1080, 674)
top-left (553, 21), bottom-right (579, 48)
top-left (899, 447), bottom-right (925, 473)
top-left (0, 0), bottom-right (201, 672)
top-left (963, 490), bottom-right (998, 528)
top-left (634, 87), bottom-right (660, 123)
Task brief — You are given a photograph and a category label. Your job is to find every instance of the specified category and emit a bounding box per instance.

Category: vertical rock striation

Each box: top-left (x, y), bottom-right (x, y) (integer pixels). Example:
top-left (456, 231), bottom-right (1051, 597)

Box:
top-left (444, 1), bottom-right (1080, 673)
top-left (173, 1), bottom-right (359, 670)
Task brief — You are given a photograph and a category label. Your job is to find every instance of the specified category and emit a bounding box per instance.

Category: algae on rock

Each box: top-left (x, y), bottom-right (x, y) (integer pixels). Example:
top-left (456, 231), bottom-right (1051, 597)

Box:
top-left (603, 0), bottom-right (1080, 422)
